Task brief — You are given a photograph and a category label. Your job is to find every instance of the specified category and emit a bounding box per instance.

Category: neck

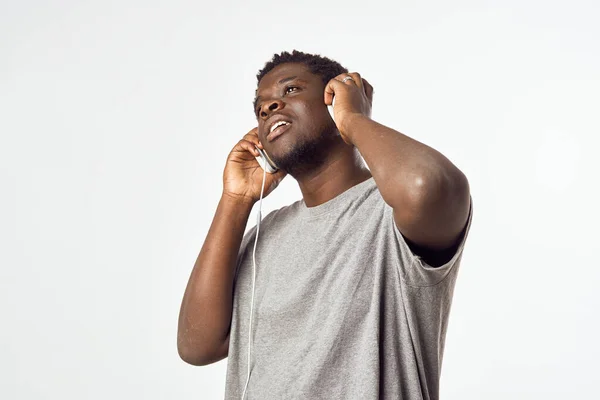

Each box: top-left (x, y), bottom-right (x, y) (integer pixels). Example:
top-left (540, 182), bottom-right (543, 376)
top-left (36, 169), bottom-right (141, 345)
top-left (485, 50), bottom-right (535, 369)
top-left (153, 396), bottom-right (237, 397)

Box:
top-left (293, 142), bottom-right (372, 208)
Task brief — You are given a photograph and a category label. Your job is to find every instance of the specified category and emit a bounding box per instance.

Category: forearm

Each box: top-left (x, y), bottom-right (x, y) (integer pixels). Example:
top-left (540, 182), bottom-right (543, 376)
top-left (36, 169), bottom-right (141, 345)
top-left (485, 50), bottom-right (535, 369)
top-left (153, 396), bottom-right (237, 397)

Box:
top-left (343, 114), bottom-right (466, 208)
top-left (177, 194), bottom-right (254, 365)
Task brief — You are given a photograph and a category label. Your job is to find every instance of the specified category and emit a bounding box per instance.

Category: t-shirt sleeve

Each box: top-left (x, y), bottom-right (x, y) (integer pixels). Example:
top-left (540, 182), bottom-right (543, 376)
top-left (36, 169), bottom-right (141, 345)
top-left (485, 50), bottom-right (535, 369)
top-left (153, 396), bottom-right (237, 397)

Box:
top-left (388, 196), bottom-right (474, 287)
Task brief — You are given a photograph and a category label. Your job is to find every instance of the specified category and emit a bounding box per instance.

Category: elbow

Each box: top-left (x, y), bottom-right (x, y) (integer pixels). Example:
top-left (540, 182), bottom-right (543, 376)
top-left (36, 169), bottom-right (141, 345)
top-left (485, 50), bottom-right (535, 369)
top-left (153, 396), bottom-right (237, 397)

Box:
top-left (446, 167), bottom-right (470, 207)
top-left (414, 162), bottom-right (469, 204)
top-left (177, 332), bottom-right (209, 366)
top-left (388, 163), bottom-right (470, 212)
top-left (178, 341), bottom-right (206, 366)
top-left (177, 335), bottom-right (228, 367)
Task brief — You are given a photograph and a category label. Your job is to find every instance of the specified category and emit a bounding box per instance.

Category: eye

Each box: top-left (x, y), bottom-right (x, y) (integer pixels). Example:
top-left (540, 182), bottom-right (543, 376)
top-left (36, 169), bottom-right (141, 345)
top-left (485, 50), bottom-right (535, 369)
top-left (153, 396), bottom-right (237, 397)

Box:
top-left (255, 86), bottom-right (300, 116)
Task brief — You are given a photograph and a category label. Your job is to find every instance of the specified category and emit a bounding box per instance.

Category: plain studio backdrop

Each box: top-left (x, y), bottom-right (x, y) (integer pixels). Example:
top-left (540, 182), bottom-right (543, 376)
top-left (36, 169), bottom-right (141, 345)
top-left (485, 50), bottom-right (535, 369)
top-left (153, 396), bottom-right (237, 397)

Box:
top-left (1, 0), bottom-right (599, 399)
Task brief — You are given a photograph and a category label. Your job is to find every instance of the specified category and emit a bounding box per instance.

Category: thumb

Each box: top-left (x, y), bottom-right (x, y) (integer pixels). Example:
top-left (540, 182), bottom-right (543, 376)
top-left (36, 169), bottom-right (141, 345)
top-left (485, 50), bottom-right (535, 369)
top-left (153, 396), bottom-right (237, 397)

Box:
top-left (324, 78), bottom-right (343, 106)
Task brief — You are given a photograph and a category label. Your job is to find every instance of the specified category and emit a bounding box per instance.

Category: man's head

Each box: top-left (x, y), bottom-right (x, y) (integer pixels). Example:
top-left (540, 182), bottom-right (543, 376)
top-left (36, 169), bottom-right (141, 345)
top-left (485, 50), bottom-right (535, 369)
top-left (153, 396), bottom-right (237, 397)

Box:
top-left (253, 50), bottom-right (349, 178)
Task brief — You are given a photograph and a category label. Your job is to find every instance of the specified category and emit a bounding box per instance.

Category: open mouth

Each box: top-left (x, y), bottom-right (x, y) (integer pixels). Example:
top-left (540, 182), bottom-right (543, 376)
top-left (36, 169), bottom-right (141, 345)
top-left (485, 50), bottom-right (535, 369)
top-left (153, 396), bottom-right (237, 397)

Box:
top-left (267, 121), bottom-right (292, 142)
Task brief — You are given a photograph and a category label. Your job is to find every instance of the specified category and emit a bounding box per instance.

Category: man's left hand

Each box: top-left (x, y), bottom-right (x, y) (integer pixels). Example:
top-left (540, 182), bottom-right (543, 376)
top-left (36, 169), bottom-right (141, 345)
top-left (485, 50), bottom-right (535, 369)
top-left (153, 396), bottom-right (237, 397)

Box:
top-left (324, 72), bottom-right (374, 145)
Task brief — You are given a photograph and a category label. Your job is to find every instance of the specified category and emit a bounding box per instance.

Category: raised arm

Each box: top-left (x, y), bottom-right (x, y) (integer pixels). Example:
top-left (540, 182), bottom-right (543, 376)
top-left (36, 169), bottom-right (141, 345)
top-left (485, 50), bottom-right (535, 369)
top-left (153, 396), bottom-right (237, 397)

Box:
top-left (177, 128), bottom-right (286, 366)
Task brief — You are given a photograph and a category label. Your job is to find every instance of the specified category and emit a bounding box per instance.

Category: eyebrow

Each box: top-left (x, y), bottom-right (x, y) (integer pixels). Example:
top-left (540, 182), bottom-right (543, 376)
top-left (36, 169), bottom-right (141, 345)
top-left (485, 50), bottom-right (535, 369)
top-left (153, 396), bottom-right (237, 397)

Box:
top-left (253, 76), bottom-right (305, 113)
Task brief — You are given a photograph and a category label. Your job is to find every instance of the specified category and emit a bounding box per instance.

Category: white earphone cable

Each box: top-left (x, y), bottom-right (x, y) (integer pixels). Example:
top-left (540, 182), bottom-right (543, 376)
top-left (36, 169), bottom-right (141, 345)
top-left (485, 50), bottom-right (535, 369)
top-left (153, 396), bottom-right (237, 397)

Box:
top-left (241, 157), bottom-right (268, 400)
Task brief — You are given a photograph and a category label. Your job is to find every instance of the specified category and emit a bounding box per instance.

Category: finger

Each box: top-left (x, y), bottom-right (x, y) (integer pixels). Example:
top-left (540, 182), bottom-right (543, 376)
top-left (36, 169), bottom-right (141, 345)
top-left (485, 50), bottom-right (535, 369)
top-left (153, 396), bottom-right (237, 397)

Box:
top-left (325, 73), bottom-right (361, 104)
top-left (333, 73), bottom-right (353, 86)
top-left (239, 139), bottom-right (261, 156)
top-left (243, 132), bottom-right (261, 145)
top-left (324, 77), bottom-right (345, 105)
top-left (361, 77), bottom-right (374, 102)
top-left (334, 72), bottom-right (359, 88)
top-left (244, 128), bottom-right (263, 147)
top-left (347, 72), bottom-right (363, 89)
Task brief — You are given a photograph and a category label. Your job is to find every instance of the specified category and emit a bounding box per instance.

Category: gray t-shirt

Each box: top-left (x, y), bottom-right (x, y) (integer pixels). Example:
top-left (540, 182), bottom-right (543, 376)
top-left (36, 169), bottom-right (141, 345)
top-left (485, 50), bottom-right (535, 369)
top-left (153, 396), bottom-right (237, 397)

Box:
top-left (224, 177), bottom-right (473, 400)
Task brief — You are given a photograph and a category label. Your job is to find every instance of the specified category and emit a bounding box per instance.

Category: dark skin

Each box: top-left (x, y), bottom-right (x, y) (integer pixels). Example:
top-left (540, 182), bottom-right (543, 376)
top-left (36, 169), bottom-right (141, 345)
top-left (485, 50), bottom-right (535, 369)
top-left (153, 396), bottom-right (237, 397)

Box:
top-left (177, 61), bottom-right (471, 366)
top-left (253, 63), bottom-right (372, 206)
top-left (252, 63), bottom-right (471, 266)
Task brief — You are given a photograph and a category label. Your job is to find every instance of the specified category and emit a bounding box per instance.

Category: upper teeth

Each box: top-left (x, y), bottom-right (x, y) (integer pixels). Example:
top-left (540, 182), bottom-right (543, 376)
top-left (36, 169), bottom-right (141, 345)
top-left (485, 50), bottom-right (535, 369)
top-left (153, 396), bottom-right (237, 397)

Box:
top-left (270, 121), bottom-right (290, 133)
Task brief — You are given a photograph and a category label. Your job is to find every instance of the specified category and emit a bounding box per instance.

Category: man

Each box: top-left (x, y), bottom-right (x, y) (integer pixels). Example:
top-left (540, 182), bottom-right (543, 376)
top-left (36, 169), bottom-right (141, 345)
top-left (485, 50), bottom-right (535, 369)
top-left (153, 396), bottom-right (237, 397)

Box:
top-left (178, 50), bottom-right (473, 400)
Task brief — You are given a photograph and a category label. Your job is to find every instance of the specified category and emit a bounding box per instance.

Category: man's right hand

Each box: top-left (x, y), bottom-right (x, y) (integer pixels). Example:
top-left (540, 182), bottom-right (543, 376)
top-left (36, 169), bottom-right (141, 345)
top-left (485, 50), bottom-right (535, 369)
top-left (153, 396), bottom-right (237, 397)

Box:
top-left (222, 127), bottom-right (287, 204)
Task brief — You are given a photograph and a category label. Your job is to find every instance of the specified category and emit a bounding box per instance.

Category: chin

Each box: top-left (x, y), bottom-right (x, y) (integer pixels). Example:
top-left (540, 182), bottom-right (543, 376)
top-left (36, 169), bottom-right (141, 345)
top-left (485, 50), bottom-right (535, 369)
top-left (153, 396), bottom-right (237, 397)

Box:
top-left (270, 130), bottom-right (339, 176)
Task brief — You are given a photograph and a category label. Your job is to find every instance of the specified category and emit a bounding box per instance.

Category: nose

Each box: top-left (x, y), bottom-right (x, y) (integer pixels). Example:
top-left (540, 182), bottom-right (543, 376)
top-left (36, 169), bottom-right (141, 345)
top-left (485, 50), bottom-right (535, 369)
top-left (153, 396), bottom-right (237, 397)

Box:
top-left (258, 99), bottom-right (284, 119)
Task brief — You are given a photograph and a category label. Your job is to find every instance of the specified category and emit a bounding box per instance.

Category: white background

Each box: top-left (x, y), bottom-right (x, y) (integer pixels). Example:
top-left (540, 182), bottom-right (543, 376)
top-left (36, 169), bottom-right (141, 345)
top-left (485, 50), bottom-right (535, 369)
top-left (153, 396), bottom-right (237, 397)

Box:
top-left (2, 0), bottom-right (599, 399)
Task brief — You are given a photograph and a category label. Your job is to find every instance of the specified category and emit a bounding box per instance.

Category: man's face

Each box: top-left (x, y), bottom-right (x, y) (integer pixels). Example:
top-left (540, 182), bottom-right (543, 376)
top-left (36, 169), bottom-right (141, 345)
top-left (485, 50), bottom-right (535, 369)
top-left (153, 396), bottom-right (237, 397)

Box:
top-left (254, 63), bottom-right (338, 175)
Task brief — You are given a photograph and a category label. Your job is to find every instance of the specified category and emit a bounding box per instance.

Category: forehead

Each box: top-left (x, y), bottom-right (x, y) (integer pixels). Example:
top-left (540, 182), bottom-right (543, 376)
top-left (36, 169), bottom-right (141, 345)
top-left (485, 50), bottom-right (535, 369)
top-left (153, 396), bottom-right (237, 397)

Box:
top-left (256, 63), bottom-right (320, 94)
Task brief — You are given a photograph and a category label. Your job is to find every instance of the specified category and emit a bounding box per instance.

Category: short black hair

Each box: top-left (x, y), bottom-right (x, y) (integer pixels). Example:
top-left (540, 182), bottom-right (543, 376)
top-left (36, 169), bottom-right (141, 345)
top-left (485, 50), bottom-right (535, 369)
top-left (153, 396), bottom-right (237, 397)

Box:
top-left (253, 50), bottom-right (348, 114)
